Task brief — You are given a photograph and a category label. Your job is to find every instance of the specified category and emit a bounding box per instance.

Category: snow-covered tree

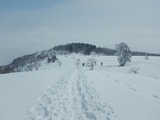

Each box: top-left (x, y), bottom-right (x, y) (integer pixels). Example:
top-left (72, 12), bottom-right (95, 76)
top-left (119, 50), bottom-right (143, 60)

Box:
top-left (128, 67), bottom-right (140, 74)
top-left (86, 57), bottom-right (97, 70)
top-left (33, 61), bottom-right (41, 71)
top-left (56, 59), bottom-right (62, 68)
top-left (115, 42), bottom-right (131, 66)
top-left (27, 64), bottom-right (33, 71)
top-left (144, 54), bottom-right (149, 60)
top-left (26, 61), bottom-right (41, 71)
top-left (47, 51), bottom-right (57, 63)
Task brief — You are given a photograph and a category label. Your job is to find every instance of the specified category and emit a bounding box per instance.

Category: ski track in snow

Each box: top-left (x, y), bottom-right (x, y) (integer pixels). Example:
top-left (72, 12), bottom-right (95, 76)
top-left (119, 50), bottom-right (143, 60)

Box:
top-left (28, 69), bottom-right (118, 120)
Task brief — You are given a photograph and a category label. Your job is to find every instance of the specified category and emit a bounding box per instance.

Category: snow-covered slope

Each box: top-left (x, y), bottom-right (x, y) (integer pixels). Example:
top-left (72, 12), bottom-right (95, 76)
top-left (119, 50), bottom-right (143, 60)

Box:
top-left (0, 55), bottom-right (160, 120)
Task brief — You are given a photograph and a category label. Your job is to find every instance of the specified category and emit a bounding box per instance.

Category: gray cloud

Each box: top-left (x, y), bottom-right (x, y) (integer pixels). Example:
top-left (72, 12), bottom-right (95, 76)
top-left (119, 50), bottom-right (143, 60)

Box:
top-left (0, 0), bottom-right (160, 65)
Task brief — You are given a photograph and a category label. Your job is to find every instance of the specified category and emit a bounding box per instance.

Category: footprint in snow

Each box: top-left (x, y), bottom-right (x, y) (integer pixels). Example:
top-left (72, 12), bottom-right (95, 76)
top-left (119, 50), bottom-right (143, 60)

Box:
top-left (130, 87), bottom-right (137, 92)
top-left (149, 76), bottom-right (159, 80)
top-left (28, 70), bottom-right (119, 120)
top-left (152, 94), bottom-right (159, 99)
top-left (114, 80), bottom-right (119, 83)
top-left (126, 84), bottom-right (130, 86)
top-left (105, 74), bottom-right (110, 78)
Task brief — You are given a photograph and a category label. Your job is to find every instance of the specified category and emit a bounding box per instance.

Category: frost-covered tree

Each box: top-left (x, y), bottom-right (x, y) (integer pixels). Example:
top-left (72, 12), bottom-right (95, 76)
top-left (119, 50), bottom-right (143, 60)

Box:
top-left (26, 61), bottom-right (41, 71)
top-left (47, 51), bottom-right (57, 63)
top-left (56, 59), bottom-right (62, 68)
top-left (86, 57), bottom-right (97, 70)
top-left (144, 54), bottom-right (149, 60)
top-left (27, 64), bottom-right (33, 71)
top-left (128, 67), bottom-right (140, 74)
top-left (33, 61), bottom-right (41, 71)
top-left (115, 42), bottom-right (131, 66)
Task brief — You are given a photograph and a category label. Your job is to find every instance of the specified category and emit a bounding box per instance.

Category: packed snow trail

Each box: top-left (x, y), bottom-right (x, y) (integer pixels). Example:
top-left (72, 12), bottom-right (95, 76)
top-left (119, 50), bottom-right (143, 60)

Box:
top-left (28, 69), bottom-right (119, 120)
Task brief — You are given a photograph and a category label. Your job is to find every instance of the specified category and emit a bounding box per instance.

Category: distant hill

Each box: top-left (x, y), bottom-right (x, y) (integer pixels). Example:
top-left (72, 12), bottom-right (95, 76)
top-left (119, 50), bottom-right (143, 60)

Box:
top-left (53, 43), bottom-right (160, 56)
top-left (0, 43), bottom-right (159, 74)
top-left (52, 43), bottom-right (116, 55)
top-left (53, 43), bottom-right (97, 55)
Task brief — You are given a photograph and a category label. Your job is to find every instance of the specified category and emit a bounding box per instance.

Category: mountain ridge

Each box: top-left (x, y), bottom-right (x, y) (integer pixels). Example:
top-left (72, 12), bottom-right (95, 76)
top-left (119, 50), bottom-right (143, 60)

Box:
top-left (0, 43), bottom-right (159, 74)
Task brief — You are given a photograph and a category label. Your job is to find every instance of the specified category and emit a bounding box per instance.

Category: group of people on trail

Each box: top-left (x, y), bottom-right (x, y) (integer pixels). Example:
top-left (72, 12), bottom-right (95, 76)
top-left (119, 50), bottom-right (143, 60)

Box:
top-left (77, 59), bottom-right (103, 67)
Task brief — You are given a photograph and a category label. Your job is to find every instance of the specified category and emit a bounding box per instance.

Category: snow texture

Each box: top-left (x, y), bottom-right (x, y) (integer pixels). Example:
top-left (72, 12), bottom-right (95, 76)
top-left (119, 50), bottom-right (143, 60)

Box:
top-left (28, 69), bottom-right (118, 120)
top-left (0, 55), bottom-right (160, 120)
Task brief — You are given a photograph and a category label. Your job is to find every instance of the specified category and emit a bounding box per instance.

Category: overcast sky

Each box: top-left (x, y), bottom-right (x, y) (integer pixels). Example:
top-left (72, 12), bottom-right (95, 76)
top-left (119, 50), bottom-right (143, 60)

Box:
top-left (0, 0), bottom-right (160, 65)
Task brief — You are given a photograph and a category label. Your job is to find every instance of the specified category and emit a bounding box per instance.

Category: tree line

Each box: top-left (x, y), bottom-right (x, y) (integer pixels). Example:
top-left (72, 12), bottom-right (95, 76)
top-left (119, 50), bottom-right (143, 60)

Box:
top-left (53, 43), bottom-right (160, 56)
top-left (0, 42), bottom-right (159, 74)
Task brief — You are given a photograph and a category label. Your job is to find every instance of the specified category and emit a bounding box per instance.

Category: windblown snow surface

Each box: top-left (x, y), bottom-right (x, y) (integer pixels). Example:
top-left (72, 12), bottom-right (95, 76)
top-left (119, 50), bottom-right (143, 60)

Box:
top-left (0, 55), bottom-right (160, 120)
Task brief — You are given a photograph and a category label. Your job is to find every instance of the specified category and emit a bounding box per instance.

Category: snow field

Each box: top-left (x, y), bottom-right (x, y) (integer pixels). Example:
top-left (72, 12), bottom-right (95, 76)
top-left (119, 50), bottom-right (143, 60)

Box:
top-left (87, 70), bottom-right (160, 120)
top-left (29, 69), bottom-right (118, 120)
top-left (0, 55), bottom-right (160, 120)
